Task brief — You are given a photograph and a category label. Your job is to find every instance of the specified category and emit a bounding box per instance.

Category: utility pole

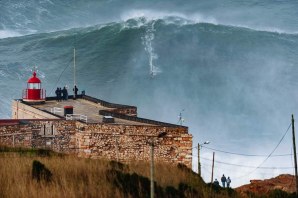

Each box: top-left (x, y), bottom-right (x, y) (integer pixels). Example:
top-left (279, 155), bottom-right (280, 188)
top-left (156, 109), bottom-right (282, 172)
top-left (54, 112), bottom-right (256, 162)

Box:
top-left (149, 132), bottom-right (166, 198)
top-left (292, 114), bottom-right (298, 197)
top-left (211, 152), bottom-right (215, 184)
top-left (150, 141), bottom-right (154, 198)
top-left (198, 143), bottom-right (201, 176)
top-left (209, 152), bottom-right (215, 198)
top-left (198, 141), bottom-right (210, 177)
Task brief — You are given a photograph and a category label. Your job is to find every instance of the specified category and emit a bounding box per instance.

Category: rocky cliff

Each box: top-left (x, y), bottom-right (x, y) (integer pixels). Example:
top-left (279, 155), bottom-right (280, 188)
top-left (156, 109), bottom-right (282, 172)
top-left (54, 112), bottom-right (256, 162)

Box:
top-left (236, 174), bottom-right (296, 197)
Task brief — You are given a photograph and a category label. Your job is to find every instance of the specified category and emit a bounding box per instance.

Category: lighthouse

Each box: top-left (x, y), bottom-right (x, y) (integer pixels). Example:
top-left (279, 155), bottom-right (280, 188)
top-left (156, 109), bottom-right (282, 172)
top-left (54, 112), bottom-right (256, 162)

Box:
top-left (22, 71), bottom-right (46, 103)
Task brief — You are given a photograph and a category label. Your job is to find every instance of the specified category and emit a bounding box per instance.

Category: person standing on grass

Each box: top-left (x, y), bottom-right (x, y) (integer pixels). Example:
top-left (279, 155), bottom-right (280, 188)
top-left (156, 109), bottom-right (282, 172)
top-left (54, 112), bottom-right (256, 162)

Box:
top-left (227, 176), bottom-right (231, 188)
top-left (214, 179), bottom-right (219, 186)
top-left (221, 174), bottom-right (226, 188)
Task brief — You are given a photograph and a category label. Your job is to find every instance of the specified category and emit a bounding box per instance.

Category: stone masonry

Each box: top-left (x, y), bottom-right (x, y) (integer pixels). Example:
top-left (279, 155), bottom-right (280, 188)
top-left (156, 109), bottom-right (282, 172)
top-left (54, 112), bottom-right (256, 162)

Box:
top-left (0, 119), bottom-right (192, 168)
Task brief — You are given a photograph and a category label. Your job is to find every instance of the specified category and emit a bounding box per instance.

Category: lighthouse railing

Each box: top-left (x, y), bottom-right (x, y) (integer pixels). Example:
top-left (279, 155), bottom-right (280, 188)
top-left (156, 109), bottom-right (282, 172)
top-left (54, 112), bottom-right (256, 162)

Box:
top-left (51, 107), bottom-right (62, 114)
top-left (22, 89), bottom-right (46, 100)
top-left (66, 114), bottom-right (88, 123)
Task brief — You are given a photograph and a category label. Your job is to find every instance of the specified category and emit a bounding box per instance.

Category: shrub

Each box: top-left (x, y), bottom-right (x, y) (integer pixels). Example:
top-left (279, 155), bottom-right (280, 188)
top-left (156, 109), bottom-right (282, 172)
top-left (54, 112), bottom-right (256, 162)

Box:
top-left (32, 160), bottom-right (52, 182)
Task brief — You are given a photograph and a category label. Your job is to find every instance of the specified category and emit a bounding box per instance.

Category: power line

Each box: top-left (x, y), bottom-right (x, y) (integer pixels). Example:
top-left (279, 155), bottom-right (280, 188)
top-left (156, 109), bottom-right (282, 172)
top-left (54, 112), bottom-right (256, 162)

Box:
top-left (233, 123), bottom-right (292, 179)
top-left (249, 123), bottom-right (291, 170)
top-left (200, 162), bottom-right (285, 177)
top-left (201, 145), bottom-right (293, 157)
top-left (49, 55), bottom-right (73, 96)
top-left (199, 156), bottom-right (293, 170)
top-left (192, 153), bottom-right (293, 170)
top-left (193, 123), bottom-right (293, 180)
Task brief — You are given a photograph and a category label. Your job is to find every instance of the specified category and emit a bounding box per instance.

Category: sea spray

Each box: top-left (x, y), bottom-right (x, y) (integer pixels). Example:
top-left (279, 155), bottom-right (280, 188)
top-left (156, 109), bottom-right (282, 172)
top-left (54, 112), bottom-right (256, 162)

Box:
top-left (142, 20), bottom-right (161, 77)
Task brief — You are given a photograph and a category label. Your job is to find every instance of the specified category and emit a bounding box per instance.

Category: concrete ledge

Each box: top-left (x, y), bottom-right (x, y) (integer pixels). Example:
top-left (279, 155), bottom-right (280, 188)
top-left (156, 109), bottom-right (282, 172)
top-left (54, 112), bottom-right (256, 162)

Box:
top-left (99, 110), bottom-right (188, 129)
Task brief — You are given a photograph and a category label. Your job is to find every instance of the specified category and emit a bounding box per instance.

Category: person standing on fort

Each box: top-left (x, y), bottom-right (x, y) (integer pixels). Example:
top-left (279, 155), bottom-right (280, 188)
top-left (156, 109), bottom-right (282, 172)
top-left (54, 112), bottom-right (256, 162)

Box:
top-left (73, 85), bottom-right (78, 99)
top-left (65, 85), bottom-right (69, 100)
top-left (227, 176), bottom-right (231, 188)
top-left (221, 174), bottom-right (226, 188)
top-left (62, 87), bottom-right (66, 100)
top-left (62, 87), bottom-right (68, 100)
top-left (58, 88), bottom-right (62, 101)
top-left (55, 87), bottom-right (59, 101)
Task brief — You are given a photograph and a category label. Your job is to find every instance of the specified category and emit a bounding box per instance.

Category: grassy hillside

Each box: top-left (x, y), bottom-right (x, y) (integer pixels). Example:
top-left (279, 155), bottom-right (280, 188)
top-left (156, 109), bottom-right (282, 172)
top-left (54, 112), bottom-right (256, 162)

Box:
top-left (0, 146), bottom-right (241, 197)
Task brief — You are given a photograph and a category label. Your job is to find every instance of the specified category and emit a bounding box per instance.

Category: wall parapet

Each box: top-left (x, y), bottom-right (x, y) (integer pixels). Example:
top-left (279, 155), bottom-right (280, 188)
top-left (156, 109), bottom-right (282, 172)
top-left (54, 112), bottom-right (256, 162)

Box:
top-left (99, 110), bottom-right (188, 129)
top-left (82, 95), bottom-right (137, 116)
top-left (44, 95), bottom-right (138, 116)
top-left (82, 95), bottom-right (136, 109)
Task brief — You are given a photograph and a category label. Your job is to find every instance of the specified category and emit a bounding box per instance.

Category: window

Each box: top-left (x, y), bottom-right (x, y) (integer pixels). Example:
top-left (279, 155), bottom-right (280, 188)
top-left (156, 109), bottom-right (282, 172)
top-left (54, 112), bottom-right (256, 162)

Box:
top-left (40, 122), bottom-right (56, 136)
top-left (28, 83), bottom-right (40, 89)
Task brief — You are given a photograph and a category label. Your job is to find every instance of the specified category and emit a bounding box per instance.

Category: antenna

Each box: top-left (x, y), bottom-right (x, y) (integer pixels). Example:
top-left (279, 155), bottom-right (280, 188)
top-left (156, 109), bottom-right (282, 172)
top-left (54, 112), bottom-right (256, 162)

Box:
top-left (177, 109), bottom-right (185, 125)
top-left (73, 47), bottom-right (76, 99)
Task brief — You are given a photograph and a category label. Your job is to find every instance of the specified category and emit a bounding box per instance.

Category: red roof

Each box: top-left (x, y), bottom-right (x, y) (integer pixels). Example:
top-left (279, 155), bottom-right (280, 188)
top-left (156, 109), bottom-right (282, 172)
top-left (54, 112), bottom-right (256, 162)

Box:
top-left (64, 106), bottom-right (73, 109)
top-left (27, 71), bottom-right (41, 83)
top-left (0, 119), bottom-right (20, 126)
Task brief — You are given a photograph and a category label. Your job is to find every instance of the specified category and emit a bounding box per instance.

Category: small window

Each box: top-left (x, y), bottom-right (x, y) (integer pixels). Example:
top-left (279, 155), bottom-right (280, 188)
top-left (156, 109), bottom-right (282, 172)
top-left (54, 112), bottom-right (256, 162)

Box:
top-left (28, 83), bottom-right (40, 89)
top-left (40, 122), bottom-right (55, 136)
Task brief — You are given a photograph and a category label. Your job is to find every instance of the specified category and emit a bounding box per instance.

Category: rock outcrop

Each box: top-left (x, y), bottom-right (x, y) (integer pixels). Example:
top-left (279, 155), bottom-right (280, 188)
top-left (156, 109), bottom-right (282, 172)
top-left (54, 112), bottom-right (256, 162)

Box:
top-left (236, 174), bottom-right (296, 197)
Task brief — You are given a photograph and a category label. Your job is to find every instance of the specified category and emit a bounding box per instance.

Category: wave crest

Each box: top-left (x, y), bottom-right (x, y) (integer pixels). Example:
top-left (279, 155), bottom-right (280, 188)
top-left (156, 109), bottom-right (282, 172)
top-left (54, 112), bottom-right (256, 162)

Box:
top-left (120, 9), bottom-right (218, 26)
top-left (120, 9), bottom-right (298, 35)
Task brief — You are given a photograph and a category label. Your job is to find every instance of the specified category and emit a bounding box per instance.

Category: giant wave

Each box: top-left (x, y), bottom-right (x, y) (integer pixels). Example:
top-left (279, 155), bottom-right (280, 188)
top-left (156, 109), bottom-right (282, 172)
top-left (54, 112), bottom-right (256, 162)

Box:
top-left (1, 17), bottom-right (297, 123)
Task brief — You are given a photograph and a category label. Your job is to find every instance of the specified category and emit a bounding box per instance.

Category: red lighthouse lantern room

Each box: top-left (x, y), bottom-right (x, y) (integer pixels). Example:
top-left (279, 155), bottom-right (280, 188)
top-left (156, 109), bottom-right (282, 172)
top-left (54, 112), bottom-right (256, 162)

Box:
top-left (22, 71), bottom-right (46, 103)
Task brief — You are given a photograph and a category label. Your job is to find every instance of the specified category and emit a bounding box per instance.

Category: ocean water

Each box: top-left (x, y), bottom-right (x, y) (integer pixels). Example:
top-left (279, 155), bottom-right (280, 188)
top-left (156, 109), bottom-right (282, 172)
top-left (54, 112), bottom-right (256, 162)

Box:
top-left (1, 0), bottom-right (298, 187)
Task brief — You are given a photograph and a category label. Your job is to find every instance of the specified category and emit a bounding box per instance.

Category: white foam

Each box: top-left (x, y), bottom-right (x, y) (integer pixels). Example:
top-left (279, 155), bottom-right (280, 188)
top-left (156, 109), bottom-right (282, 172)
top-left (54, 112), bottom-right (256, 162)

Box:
top-left (141, 20), bottom-right (162, 77)
top-left (0, 70), bottom-right (7, 77)
top-left (121, 9), bottom-right (218, 25)
top-left (0, 30), bottom-right (21, 39)
top-left (120, 9), bottom-right (298, 35)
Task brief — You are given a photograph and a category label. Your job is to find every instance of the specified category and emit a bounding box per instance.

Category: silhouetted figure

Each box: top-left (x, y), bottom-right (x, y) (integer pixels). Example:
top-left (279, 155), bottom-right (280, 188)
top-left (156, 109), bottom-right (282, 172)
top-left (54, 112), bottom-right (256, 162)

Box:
top-left (62, 87), bottom-right (68, 100)
top-left (62, 87), bottom-right (65, 100)
top-left (65, 85), bottom-right (69, 100)
top-left (227, 176), bottom-right (231, 188)
top-left (214, 179), bottom-right (219, 186)
top-left (221, 174), bottom-right (227, 188)
top-left (55, 87), bottom-right (59, 101)
top-left (73, 85), bottom-right (78, 99)
top-left (57, 88), bottom-right (62, 101)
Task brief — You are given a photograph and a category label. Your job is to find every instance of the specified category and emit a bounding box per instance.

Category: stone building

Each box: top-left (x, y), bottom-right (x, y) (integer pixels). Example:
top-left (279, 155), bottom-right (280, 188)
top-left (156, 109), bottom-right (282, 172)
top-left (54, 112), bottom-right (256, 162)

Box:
top-left (0, 71), bottom-right (192, 168)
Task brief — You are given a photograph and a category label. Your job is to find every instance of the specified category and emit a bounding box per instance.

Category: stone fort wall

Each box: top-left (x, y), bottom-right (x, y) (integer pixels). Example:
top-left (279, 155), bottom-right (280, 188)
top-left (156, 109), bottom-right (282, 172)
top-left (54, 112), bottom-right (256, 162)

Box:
top-left (0, 120), bottom-right (77, 152)
top-left (0, 120), bottom-right (192, 168)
